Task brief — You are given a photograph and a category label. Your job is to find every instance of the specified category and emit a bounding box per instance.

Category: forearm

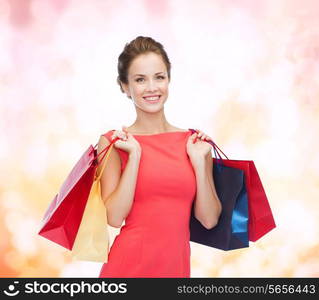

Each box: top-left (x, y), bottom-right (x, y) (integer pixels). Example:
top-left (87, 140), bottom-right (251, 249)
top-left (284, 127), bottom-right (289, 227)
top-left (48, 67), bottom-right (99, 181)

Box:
top-left (192, 156), bottom-right (222, 229)
top-left (105, 150), bottom-right (141, 227)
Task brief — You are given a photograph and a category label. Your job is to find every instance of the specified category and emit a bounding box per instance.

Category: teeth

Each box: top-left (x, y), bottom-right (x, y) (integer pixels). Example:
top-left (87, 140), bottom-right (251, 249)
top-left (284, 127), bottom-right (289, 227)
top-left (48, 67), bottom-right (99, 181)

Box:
top-left (144, 96), bottom-right (160, 101)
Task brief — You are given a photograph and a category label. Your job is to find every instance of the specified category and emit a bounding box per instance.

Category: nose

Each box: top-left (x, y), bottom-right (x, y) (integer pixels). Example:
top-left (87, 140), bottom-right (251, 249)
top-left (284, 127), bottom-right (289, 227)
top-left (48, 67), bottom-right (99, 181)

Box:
top-left (146, 79), bottom-right (158, 91)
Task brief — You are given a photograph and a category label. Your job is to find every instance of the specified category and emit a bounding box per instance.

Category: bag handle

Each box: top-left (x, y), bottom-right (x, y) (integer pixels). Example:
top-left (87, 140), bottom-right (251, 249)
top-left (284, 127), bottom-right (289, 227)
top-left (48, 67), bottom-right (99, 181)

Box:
top-left (93, 136), bottom-right (121, 181)
top-left (188, 128), bottom-right (229, 160)
top-left (93, 135), bottom-right (121, 164)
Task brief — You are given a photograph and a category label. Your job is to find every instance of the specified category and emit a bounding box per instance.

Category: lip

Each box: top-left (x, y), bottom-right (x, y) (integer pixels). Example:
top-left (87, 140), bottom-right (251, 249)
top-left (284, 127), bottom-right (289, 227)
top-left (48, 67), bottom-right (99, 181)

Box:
top-left (143, 95), bottom-right (161, 98)
top-left (143, 95), bottom-right (161, 104)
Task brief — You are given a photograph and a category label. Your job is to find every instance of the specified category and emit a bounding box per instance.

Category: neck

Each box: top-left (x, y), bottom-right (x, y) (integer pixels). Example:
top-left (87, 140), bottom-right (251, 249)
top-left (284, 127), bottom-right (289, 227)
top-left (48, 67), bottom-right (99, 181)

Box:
top-left (130, 110), bottom-right (172, 134)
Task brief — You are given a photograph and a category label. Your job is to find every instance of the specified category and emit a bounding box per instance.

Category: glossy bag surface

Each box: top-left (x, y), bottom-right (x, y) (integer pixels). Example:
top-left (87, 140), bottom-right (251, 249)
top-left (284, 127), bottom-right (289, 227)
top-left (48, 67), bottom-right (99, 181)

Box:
top-left (220, 159), bottom-right (276, 242)
top-left (190, 161), bottom-right (249, 250)
top-left (38, 137), bottom-right (117, 254)
top-left (71, 144), bottom-right (115, 263)
top-left (188, 128), bottom-right (276, 250)
top-left (38, 145), bottom-right (99, 250)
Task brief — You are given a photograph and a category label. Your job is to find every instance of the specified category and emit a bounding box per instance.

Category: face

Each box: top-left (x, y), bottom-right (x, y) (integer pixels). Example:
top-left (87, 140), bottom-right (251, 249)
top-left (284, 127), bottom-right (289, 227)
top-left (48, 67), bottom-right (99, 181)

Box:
top-left (122, 52), bottom-right (169, 112)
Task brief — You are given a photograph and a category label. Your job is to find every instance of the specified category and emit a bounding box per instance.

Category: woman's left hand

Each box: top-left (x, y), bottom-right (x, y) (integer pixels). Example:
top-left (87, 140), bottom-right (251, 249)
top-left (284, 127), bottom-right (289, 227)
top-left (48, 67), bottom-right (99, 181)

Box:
top-left (186, 129), bottom-right (213, 163)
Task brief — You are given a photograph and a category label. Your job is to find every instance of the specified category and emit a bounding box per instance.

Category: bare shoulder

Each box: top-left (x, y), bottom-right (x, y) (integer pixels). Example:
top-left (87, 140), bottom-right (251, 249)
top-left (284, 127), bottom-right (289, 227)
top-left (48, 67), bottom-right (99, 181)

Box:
top-left (96, 130), bottom-right (119, 172)
top-left (97, 134), bottom-right (110, 152)
top-left (96, 135), bottom-right (111, 168)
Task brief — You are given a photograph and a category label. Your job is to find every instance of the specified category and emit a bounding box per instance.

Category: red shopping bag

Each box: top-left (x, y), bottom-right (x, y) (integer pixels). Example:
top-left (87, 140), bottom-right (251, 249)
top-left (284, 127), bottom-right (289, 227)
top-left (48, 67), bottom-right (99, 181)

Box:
top-left (221, 158), bottom-right (276, 241)
top-left (38, 137), bottom-right (119, 250)
top-left (189, 129), bottom-right (276, 242)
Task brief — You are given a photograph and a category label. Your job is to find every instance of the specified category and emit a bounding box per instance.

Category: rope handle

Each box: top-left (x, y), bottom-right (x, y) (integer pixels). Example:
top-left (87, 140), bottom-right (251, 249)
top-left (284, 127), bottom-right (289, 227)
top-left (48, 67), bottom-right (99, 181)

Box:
top-left (93, 135), bottom-right (121, 181)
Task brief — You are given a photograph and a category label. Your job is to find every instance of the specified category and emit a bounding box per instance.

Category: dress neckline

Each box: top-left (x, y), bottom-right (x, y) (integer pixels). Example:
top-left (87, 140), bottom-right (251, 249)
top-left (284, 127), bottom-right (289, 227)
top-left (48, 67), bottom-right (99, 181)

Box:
top-left (111, 129), bottom-right (191, 137)
top-left (130, 130), bottom-right (190, 137)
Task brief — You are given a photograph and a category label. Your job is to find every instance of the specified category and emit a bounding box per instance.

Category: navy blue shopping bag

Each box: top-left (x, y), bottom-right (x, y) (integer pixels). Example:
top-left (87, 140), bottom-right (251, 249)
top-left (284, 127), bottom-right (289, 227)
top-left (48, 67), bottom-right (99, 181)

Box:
top-left (189, 161), bottom-right (249, 250)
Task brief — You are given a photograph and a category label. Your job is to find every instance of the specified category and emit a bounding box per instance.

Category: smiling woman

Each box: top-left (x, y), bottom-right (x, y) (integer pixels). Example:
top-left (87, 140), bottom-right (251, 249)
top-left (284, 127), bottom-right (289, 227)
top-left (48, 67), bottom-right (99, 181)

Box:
top-left (119, 51), bottom-right (170, 112)
top-left (96, 36), bottom-right (221, 278)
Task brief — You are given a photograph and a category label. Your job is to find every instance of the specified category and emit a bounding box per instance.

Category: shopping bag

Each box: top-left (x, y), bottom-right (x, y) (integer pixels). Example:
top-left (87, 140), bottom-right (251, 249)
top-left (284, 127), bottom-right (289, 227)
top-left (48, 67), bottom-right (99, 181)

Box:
top-left (71, 141), bottom-right (114, 262)
top-left (38, 136), bottom-right (118, 252)
top-left (189, 161), bottom-right (249, 250)
top-left (206, 138), bottom-right (276, 242)
top-left (220, 158), bottom-right (275, 242)
top-left (188, 128), bottom-right (276, 248)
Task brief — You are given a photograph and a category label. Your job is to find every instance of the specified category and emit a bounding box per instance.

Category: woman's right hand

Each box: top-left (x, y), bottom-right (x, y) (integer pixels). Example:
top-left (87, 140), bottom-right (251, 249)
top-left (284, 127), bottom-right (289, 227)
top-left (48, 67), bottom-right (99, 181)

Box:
top-left (111, 126), bottom-right (141, 155)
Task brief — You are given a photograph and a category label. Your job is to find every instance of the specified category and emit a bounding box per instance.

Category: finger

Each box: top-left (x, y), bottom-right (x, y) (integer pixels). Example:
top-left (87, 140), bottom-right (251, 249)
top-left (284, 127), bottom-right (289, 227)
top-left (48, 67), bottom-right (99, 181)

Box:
top-left (189, 132), bottom-right (196, 142)
top-left (201, 134), bottom-right (207, 140)
top-left (197, 130), bottom-right (204, 138)
top-left (122, 126), bottom-right (129, 139)
top-left (113, 131), bottom-right (126, 141)
top-left (190, 133), bottom-right (198, 143)
top-left (114, 130), bottom-right (122, 137)
top-left (190, 132), bottom-right (197, 139)
top-left (121, 133), bottom-right (127, 141)
top-left (115, 129), bottom-right (124, 138)
top-left (117, 131), bottom-right (125, 138)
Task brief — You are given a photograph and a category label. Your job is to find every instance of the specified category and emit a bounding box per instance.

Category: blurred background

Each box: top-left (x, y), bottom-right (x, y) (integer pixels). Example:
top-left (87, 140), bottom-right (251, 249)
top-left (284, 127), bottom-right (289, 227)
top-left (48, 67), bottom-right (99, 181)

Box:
top-left (1, 0), bottom-right (318, 277)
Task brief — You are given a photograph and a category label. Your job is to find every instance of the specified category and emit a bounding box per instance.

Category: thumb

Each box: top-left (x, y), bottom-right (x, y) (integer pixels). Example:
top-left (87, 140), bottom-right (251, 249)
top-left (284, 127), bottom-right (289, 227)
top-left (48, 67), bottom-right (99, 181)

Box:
top-left (190, 132), bottom-right (197, 140)
top-left (122, 125), bottom-right (130, 136)
top-left (189, 132), bottom-right (198, 143)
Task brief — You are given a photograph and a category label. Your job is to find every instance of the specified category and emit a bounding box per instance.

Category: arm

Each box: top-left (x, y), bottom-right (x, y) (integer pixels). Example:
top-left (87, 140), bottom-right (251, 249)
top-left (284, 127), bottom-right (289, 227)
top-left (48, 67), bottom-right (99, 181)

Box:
top-left (192, 154), bottom-right (222, 229)
top-left (97, 135), bottom-right (141, 228)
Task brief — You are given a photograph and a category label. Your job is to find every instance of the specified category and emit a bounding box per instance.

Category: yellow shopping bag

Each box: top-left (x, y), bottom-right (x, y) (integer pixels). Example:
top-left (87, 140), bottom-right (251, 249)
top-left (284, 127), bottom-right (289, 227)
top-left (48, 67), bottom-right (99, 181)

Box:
top-left (71, 139), bottom-right (115, 263)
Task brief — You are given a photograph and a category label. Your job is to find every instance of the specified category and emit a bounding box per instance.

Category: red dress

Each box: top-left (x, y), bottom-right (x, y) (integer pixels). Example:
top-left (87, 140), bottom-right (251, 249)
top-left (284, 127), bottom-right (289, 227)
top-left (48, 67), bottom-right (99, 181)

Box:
top-left (99, 130), bottom-right (197, 278)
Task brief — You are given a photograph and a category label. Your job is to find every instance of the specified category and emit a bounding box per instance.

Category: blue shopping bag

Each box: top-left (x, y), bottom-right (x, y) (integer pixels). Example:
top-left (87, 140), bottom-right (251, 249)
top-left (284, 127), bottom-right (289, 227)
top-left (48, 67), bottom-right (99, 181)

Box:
top-left (189, 161), bottom-right (249, 250)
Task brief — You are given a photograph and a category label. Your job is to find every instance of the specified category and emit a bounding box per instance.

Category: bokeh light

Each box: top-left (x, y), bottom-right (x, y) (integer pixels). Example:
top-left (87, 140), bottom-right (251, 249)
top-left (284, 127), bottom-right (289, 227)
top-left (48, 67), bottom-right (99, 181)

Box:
top-left (1, 0), bottom-right (318, 277)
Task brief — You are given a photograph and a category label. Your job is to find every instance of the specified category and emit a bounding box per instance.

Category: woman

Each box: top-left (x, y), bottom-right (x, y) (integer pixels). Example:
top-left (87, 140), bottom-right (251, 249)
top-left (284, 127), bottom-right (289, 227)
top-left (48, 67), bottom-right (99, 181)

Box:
top-left (97, 36), bottom-right (222, 278)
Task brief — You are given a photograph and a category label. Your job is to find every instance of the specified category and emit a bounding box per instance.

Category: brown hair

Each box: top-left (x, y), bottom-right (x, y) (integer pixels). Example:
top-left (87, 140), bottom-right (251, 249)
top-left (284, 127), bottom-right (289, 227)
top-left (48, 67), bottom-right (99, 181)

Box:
top-left (117, 36), bottom-right (171, 97)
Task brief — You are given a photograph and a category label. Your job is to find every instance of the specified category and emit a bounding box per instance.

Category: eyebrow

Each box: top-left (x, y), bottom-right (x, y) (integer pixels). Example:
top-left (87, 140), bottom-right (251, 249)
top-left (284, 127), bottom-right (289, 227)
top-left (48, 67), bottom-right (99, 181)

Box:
top-left (133, 72), bottom-right (165, 77)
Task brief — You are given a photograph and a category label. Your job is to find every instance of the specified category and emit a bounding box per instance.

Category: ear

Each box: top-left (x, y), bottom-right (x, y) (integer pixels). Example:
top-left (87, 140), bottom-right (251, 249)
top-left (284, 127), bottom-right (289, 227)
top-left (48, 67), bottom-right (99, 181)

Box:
top-left (121, 82), bottom-right (131, 99)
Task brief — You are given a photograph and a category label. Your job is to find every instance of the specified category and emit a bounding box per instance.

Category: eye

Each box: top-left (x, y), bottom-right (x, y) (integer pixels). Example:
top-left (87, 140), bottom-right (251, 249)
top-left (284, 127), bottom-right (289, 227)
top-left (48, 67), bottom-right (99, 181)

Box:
top-left (135, 76), bottom-right (165, 82)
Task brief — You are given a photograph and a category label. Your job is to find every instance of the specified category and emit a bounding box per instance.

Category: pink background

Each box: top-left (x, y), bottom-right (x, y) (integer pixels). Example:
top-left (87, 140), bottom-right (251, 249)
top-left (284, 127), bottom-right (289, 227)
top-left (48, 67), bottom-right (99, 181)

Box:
top-left (0, 0), bottom-right (318, 277)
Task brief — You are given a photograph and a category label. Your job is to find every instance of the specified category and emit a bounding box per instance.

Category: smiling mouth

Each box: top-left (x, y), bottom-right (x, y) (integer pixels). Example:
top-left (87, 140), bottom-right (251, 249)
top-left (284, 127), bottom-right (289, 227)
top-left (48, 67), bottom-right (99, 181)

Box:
top-left (143, 95), bottom-right (161, 102)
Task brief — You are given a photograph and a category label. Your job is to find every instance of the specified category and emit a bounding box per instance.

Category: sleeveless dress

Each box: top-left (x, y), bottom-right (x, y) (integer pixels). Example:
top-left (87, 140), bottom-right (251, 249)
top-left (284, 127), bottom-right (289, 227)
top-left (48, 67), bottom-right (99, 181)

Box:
top-left (99, 129), bottom-right (197, 278)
